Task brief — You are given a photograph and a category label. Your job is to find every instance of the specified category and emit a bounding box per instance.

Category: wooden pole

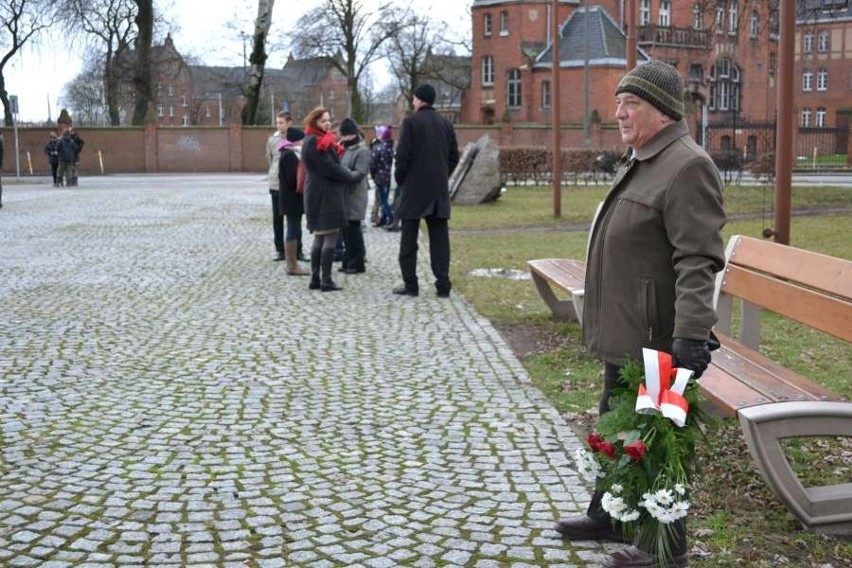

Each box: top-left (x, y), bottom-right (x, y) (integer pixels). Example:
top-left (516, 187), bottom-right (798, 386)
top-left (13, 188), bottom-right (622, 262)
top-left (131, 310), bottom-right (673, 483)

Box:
top-left (626, 0), bottom-right (637, 70)
top-left (773, 0), bottom-right (794, 245)
top-left (552, 0), bottom-right (562, 217)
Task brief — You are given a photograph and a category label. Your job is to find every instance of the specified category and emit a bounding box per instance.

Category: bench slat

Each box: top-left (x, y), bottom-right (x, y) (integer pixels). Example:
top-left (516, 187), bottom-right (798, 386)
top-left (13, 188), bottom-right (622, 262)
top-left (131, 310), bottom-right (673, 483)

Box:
top-left (721, 264), bottom-right (852, 343)
top-left (729, 235), bottom-right (852, 299)
top-left (527, 259), bottom-right (586, 292)
top-left (700, 334), bottom-right (843, 416)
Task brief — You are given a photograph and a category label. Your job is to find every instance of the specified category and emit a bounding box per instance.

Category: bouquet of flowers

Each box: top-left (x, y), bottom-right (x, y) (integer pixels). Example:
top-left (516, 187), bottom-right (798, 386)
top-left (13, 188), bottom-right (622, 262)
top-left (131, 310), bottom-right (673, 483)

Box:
top-left (574, 348), bottom-right (709, 565)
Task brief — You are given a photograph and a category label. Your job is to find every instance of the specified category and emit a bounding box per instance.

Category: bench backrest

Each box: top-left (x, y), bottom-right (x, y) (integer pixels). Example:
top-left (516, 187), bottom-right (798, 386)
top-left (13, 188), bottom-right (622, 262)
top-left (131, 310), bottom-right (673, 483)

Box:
top-left (713, 235), bottom-right (852, 349)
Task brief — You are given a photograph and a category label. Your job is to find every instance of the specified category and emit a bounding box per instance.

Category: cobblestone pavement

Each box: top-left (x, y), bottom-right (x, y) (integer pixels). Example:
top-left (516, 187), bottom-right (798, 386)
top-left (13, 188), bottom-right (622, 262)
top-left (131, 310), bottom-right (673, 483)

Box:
top-left (0, 176), bottom-right (613, 567)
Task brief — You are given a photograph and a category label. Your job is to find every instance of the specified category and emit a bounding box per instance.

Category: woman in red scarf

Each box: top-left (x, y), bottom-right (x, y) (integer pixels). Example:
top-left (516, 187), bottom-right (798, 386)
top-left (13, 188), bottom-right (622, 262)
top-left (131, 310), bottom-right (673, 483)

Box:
top-left (301, 107), bottom-right (365, 291)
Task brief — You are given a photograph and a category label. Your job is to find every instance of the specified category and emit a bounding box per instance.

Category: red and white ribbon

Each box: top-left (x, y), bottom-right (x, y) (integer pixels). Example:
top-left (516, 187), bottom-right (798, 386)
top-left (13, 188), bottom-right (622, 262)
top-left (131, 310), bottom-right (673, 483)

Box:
top-left (635, 348), bottom-right (693, 428)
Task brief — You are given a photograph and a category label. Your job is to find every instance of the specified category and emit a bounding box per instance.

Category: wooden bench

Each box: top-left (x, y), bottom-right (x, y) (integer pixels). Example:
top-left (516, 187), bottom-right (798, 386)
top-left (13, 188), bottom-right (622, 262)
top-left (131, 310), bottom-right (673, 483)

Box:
top-left (528, 235), bottom-right (852, 535)
top-left (700, 234), bottom-right (851, 536)
top-left (527, 258), bottom-right (586, 322)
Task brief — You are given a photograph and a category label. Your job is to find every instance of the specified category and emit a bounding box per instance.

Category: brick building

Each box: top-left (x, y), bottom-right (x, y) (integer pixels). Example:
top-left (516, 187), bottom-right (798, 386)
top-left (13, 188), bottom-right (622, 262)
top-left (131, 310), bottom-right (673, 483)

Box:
top-left (463, 0), bottom-right (850, 159)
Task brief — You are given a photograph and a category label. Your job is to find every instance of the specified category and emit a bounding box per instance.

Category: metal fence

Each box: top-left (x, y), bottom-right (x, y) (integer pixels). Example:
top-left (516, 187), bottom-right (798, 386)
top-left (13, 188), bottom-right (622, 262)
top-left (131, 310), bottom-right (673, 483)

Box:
top-left (705, 117), bottom-right (848, 182)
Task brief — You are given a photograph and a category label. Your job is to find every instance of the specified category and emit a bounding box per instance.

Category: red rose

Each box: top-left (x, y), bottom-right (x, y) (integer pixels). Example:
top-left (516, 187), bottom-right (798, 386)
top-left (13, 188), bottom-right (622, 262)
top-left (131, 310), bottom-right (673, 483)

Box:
top-left (599, 441), bottom-right (617, 460)
top-left (624, 440), bottom-right (647, 461)
top-left (587, 433), bottom-right (604, 451)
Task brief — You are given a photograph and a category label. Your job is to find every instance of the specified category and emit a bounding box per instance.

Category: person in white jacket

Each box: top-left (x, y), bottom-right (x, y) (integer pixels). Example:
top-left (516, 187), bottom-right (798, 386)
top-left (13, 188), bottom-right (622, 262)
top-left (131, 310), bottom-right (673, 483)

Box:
top-left (266, 111), bottom-right (292, 261)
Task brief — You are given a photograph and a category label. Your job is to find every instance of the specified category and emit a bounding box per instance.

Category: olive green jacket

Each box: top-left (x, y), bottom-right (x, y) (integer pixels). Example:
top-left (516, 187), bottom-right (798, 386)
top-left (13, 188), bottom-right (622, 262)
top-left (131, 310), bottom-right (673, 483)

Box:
top-left (581, 120), bottom-right (726, 365)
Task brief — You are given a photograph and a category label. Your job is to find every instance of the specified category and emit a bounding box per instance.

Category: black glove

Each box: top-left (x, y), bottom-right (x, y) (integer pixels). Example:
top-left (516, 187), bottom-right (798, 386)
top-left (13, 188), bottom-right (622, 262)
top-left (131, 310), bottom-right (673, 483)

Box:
top-left (671, 338), bottom-right (711, 379)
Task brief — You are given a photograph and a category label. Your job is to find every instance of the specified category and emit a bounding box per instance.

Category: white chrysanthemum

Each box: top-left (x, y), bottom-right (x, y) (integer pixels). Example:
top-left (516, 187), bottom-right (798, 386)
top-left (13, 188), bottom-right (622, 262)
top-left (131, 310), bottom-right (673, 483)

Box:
top-left (671, 501), bottom-right (690, 519)
top-left (574, 448), bottom-right (602, 482)
top-left (674, 483), bottom-right (687, 496)
top-left (611, 483), bottom-right (623, 493)
top-left (654, 489), bottom-right (674, 505)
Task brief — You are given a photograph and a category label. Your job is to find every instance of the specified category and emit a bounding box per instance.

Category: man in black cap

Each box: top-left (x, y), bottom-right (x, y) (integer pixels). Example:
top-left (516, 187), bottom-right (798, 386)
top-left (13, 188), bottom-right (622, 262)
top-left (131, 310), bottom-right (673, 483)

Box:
top-left (555, 60), bottom-right (726, 567)
top-left (391, 83), bottom-right (459, 298)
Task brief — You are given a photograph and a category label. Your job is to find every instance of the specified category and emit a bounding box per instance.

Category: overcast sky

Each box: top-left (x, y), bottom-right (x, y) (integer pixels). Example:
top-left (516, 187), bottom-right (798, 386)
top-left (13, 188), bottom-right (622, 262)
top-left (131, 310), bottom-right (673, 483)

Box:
top-left (6, 0), bottom-right (472, 123)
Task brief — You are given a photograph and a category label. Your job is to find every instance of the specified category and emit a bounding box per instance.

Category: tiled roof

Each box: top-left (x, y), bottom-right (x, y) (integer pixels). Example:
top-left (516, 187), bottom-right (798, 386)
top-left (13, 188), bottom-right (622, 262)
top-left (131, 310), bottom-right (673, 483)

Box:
top-left (534, 5), bottom-right (649, 69)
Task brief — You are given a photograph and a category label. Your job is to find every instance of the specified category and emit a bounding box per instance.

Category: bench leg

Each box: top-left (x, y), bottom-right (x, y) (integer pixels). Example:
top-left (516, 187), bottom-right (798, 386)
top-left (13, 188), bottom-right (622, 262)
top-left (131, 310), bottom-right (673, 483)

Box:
top-left (738, 401), bottom-right (852, 535)
top-left (531, 272), bottom-right (579, 321)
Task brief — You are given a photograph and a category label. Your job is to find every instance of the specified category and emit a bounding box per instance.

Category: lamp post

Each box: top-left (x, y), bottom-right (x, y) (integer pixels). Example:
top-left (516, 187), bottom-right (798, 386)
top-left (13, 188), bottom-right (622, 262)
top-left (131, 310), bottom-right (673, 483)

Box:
top-left (551, 0), bottom-right (562, 218)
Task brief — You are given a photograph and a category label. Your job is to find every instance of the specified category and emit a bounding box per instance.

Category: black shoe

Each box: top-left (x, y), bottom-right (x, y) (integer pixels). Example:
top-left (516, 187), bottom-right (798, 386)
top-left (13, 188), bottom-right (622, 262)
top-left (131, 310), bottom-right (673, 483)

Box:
top-left (309, 278), bottom-right (321, 290)
top-left (385, 225), bottom-right (400, 232)
top-left (436, 290), bottom-right (451, 298)
top-left (603, 545), bottom-right (686, 567)
top-left (392, 286), bottom-right (418, 297)
top-left (273, 251), bottom-right (286, 262)
top-left (321, 282), bottom-right (343, 292)
top-left (554, 515), bottom-right (627, 543)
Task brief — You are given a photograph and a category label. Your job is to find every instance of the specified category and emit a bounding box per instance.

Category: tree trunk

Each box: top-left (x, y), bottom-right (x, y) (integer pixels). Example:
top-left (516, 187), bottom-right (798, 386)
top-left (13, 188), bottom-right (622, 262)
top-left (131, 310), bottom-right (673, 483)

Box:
top-left (1, 77), bottom-right (11, 127)
top-left (131, 0), bottom-right (154, 125)
top-left (241, 0), bottom-right (275, 125)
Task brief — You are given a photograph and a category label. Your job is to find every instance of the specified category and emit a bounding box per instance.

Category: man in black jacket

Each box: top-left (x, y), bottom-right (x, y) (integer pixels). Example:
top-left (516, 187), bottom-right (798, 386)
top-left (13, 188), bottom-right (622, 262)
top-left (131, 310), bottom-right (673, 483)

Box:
top-left (392, 84), bottom-right (460, 298)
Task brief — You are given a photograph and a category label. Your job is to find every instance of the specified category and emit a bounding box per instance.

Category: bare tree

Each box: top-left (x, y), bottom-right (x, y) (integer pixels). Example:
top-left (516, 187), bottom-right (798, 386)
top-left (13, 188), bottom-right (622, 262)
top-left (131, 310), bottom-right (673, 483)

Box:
top-left (131, 0), bottom-right (154, 125)
top-left (289, 0), bottom-right (407, 123)
top-left (0, 0), bottom-right (60, 126)
top-left (59, 0), bottom-right (137, 125)
top-left (64, 55), bottom-right (108, 125)
top-left (241, 0), bottom-right (275, 125)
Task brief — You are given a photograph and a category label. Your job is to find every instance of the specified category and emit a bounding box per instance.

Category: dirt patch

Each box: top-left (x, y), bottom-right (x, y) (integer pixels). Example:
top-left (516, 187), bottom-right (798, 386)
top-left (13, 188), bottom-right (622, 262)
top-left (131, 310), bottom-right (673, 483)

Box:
top-left (493, 321), bottom-right (574, 358)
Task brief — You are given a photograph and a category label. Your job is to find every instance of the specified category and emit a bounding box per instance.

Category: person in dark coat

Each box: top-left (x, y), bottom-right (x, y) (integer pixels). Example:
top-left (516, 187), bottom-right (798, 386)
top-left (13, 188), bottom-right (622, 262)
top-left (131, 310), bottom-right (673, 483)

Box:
top-left (56, 130), bottom-right (78, 188)
top-left (370, 125), bottom-right (394, 227)
top-left (278, 126), bottom-right (310, 276)
top-left (392, 83), bottom-right (460, 298)
top-left (301, 106), bottom-right (365, 292)
top-left (44, 133), bottom-right (60, 187)
top-left (68, 128), bottom-right (84, 186)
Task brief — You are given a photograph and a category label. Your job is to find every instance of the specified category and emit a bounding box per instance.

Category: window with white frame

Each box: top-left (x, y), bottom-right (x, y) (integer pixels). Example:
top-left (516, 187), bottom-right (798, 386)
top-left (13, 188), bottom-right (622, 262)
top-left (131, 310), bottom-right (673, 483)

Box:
top-left (801, 107), bottom-right (811, 127)
top-left (167, 84), bottom-right (174, 96)
top-left (482, 56), bottom-right (494, 86)
top-left (728, 1), bottom-right (738, 34)
top-left (803, 69), bottom-right (813, 91)
top-left (818, 30), bottom-right (829, 52)
top-left (640, 0), bottom-right (650, 26)
top-left (181, 95), bottom-right (188, 107)
top-left (169, 105), bottom-right (174, 117)
top-left (804, 31), bottom-right (814, 53)
top-left (484, 13), bottom-right (492, 36)
top-left (816, 107), bottom-right (826, 127)
top-left (708, 58), bottom-right (740, 112)
top-left (205, 106), bottom-right (211, 118)
top-left (182, 115), bottom-right (189, 126)
top-left (541, 80), bottom-right (551, 109)
top-left (659, 1), bottom-right (671, 26)
top-left (500, 11), bottom-right (509, 35)
top-left (693, 4), bottom-right (704, 30)
top-left (507, 68), bottom-right (522, 108)
top-left (715, 2), bottom-right (725, 31)
top-left (817, 68), bottom-right (828, 91)
top-left (749, 12), bottom-right (759, 38)
top-left (157, 105), bottom-right (164, 117)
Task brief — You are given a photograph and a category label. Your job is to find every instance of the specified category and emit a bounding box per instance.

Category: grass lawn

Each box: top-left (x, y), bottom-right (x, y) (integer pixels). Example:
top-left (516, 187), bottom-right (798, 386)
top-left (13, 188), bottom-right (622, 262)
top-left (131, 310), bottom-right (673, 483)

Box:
top-left (449, 183), bottom-right (852, 567)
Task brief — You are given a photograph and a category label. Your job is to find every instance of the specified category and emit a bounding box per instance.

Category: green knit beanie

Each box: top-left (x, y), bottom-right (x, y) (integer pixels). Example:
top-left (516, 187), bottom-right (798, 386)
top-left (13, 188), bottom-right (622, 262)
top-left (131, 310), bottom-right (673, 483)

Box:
top-left (615, 60), bottom-right (685, 121)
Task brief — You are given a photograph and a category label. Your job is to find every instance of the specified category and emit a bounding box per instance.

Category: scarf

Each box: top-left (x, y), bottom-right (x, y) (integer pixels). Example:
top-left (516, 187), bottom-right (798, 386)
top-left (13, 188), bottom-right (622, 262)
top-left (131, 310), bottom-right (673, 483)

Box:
top-left (305, 125), bottom-right (344, 156)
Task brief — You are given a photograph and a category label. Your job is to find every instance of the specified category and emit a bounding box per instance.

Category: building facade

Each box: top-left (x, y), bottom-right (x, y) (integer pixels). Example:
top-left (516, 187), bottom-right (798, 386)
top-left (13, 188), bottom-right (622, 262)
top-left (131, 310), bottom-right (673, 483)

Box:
top-left (463, 0), bottom-right (851, 159)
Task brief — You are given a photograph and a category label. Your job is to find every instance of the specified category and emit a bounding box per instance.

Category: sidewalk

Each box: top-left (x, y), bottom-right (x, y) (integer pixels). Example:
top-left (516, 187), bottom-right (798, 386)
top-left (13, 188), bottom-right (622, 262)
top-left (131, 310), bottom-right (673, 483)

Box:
top-left (0, 175), bottom-right (609, 567)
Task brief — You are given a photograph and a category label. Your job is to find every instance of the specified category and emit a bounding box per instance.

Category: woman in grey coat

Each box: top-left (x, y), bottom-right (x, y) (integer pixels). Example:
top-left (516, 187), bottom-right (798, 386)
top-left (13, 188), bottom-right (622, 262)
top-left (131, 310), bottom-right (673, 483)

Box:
top-left (338, 118), bottom-right (371, 274)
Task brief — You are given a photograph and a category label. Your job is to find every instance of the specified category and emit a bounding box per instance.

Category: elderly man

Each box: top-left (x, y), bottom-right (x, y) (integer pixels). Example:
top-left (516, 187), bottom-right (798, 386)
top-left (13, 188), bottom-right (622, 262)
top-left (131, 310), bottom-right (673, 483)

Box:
top-left (556, 60), bottom-right (726, 567)
top-left (392, 83), bottom-right (460, 298)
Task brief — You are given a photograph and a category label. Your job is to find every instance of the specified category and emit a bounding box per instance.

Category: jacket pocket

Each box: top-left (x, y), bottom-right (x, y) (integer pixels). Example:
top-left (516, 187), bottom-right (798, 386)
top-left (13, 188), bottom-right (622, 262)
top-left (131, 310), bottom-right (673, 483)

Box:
top-left (640, 278), bottom-right (661, 342)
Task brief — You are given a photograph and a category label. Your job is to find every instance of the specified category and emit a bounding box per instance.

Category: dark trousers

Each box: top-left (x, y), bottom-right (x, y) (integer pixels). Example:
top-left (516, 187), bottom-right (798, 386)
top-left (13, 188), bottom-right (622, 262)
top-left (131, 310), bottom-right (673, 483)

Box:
top-left (588, 362), bottom-right (687, 556)
top-left (398, 215), bottom-right (450, 294)
top-left (342, 220), bottom-right (366, 271)
top-left (270, 191), bottom-right (284, 252)
top-left (50, 163), bottom-right (59, 184)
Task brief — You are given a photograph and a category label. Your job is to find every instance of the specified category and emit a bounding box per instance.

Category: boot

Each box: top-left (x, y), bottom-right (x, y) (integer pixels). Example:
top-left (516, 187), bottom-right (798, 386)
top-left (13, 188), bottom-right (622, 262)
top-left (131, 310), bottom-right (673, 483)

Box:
top-left (309, 247), bottom-right (321, 290)
top-left (285, 241), bottom-right (309, 276)
top-left (320, 248), bottom-right (342, 292)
